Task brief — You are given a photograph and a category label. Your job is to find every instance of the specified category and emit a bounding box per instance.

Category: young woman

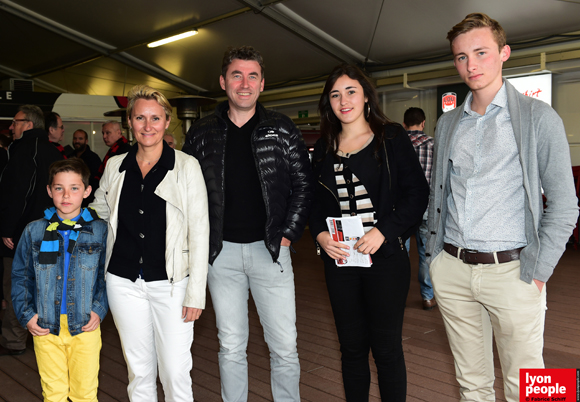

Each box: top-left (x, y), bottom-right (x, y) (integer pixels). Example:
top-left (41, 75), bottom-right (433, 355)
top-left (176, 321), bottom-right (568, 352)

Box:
top-left (310, 64), bottom-right (429, 401)
top-left (91, 85), bottom-right (209, 402)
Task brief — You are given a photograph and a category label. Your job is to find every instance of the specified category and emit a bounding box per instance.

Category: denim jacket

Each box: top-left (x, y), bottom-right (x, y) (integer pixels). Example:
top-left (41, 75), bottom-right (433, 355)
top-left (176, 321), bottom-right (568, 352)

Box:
top-left (11, 218), bottom-right (108, 336)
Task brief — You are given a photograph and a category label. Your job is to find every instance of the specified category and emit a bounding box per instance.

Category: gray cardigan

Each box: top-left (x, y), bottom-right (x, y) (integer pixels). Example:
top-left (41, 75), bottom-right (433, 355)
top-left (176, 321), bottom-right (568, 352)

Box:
top-left (426, 80), bottom-right (578, 283)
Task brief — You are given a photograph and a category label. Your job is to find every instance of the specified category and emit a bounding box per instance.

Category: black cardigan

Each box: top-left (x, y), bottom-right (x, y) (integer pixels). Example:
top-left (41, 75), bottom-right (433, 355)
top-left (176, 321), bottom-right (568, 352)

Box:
top-left (309, 124), bottom-right (429, 261)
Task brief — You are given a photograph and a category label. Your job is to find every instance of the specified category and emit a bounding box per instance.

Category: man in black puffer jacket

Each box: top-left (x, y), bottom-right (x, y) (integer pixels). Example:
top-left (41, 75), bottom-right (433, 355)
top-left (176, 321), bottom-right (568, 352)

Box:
top-left (183, 46), bottom-right (312, 402)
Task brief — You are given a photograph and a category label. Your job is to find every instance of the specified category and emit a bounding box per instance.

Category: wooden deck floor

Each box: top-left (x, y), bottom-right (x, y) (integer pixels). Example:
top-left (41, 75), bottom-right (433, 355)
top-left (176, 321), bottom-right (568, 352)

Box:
top-left (1, 231), bottom-right (579, 401)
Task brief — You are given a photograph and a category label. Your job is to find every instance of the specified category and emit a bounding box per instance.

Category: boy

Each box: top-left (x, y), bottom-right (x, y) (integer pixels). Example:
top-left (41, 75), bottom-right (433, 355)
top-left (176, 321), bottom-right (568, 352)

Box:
top-left (11, 158), bottom-right (108, 402)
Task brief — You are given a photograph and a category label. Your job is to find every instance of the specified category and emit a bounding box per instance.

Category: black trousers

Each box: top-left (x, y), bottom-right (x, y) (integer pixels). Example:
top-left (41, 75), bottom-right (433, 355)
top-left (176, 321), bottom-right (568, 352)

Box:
top-left (324, 247), bottom-right (410, 402)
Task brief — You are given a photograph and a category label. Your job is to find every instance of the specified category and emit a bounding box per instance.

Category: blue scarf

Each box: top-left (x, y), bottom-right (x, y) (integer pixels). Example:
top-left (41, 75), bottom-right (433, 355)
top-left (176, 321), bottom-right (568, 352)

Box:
top-left (39, 207), bottom-right (99, 264)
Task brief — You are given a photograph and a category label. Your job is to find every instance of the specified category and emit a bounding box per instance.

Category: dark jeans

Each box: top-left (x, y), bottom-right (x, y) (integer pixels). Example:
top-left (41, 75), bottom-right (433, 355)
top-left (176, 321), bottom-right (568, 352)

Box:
top-left (324, 247), bottom-right (410, 402)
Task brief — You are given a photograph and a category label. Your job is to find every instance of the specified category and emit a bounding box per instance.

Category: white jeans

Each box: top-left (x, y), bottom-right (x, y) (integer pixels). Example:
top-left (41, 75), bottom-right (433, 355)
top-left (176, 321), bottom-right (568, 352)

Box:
top-left (106, 273), bottom-right (194, 402)
top-left (430, 250), bottom-right (547, 402)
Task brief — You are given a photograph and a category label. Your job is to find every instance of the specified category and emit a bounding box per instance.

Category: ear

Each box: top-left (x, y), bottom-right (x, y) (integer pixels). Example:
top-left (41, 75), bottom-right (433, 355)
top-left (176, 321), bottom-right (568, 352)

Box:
top-left (83, 185), bottom-right (92, 199)
top-left (165, 116), bottom-right (171, 130)
top-left (500, 45), bottom-right (511, 62)
top-left (260, 78), bottom-right (265, 92)
top-left (47, 185), bottom-right (53, 199)
top-left (220, 75), bottom-right (226, 91)
top-left (420, 120), bottom-right (426, 130)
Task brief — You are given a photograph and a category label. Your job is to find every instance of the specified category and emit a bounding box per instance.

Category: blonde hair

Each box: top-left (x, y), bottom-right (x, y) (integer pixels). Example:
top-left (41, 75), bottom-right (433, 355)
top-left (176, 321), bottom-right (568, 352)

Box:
top-left (126, 85), bottom-right (173, 119)
top-left (447, 13), bottom-right (506, 51)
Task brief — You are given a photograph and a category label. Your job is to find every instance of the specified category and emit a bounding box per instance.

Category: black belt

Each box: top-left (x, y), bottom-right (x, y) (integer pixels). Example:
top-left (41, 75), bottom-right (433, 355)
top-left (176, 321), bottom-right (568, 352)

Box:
top-left (443, 243), bottom-right (523, 265)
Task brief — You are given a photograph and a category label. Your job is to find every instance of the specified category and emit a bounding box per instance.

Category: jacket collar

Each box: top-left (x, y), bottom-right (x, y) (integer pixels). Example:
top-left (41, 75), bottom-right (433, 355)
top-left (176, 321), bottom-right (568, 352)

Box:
top-left (215, 100), bottom-right (269, 124)
top-left (118, 141), bottom-right (175, 173)
top-left (154, 153), bottom-right (184, 215)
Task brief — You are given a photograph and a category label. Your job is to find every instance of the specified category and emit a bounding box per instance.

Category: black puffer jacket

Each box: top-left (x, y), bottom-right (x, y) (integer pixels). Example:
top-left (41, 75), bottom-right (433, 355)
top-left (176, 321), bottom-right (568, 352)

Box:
top-left (183, 101), bottom-right (313, 264)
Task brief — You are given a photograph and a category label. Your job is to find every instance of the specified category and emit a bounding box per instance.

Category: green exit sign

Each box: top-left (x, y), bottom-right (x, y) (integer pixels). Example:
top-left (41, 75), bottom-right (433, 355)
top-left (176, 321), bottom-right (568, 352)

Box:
top-left (298, 110), bottom-right (308, 118)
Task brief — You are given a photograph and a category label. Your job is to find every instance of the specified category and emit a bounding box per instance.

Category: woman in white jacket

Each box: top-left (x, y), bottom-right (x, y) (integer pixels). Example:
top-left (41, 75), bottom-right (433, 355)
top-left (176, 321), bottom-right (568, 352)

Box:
top-left (91, 85), bottom-right (209, 402)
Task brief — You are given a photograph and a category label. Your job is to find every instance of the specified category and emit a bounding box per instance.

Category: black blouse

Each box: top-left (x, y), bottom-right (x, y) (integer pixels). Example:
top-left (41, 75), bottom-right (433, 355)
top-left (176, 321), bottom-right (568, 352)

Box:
top-left (107, 142), bottom-right (175, 282)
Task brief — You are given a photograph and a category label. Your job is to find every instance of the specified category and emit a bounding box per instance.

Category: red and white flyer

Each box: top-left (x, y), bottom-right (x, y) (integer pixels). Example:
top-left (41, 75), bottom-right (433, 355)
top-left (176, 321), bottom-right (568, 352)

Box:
top-left (326, 217), bottom-right (372, 267)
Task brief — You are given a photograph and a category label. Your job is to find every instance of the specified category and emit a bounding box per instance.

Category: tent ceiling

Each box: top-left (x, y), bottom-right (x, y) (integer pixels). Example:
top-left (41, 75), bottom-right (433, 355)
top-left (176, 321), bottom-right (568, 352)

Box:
top-left (2, 0), bottom-right (580, 99)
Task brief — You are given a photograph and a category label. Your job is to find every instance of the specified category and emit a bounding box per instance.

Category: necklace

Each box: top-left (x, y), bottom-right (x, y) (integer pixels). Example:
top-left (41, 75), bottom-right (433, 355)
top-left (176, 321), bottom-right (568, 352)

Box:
top-left (136, 154), bottom-right (161, 165)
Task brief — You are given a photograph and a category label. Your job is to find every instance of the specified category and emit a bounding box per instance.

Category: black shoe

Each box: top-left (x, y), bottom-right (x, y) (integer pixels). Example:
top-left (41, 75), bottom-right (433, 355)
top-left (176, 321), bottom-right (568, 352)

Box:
top-left (0, 344), bottom-right (25, 356)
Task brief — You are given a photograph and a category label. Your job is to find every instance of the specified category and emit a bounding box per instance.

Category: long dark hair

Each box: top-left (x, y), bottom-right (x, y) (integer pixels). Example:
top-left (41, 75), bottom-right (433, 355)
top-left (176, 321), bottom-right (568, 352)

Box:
top-left (318, 64), bottom-right (396, 158)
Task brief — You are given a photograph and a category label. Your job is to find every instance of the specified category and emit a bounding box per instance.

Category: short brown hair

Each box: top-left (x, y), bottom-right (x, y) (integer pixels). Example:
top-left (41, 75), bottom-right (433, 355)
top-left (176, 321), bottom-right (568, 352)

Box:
top-left (126, 85), bottom-right (172, 120)
top-left (48, 159), bottom-right (90, 189)
top-left (403, 107), bottom-right (426, 127)
top-left (447, 13), bottom-right (506, 51)
top-left (221, 46), bottom-right (265, 78)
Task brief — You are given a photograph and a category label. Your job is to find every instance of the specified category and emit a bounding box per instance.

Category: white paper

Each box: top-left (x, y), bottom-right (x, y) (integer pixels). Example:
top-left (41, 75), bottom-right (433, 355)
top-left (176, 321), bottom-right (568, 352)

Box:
top-left (326, 216), bottom-right (372, 267)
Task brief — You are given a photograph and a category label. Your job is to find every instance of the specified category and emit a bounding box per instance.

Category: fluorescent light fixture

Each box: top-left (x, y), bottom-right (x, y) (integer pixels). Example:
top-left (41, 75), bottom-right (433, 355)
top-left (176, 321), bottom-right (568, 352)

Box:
top-left (147, 30), bottom-right (198, 48)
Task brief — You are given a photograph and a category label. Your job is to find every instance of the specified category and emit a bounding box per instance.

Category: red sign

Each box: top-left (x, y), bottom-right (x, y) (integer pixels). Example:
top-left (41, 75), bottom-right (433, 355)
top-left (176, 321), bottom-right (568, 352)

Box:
top-left (442, 92), bottom-right (457, 113)
top-left (520, 368), bottom-right (578, 401)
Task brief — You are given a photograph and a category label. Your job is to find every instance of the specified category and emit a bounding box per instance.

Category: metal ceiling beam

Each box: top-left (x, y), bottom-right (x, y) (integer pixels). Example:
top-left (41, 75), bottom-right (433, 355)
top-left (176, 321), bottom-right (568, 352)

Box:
top-left (239, 0), bottom-right (366, 64)
top-left (0, 64), bottom-right (68, 93)
top-left (0, 0), bottom-right (207, 93)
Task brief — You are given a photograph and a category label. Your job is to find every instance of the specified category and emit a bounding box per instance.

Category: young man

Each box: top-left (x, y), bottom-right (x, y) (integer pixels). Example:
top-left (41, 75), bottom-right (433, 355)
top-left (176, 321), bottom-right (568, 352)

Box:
top-left (183, 46), bottom-right (313, 401)
top-left (11, 158), bottom-right (108, 401)
top-left (403, 107), bottom-right (435, 310)
top-left (426, 13), bottom-right (578, 401)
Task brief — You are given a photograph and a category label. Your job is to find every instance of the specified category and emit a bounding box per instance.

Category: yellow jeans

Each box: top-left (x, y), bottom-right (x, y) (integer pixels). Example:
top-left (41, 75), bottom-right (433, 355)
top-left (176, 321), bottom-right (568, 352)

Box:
top-left (33, 314), bottom-right (101, 402)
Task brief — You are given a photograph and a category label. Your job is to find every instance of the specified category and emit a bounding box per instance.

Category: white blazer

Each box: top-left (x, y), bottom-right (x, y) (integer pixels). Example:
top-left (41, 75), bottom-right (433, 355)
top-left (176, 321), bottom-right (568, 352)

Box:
top-left (90, 150), bottom-right (210, 309)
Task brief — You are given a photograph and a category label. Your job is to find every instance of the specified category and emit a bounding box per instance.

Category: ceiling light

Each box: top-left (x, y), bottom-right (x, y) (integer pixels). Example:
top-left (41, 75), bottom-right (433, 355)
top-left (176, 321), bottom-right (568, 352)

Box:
top-left (147, 30), bottom-right (198, 48)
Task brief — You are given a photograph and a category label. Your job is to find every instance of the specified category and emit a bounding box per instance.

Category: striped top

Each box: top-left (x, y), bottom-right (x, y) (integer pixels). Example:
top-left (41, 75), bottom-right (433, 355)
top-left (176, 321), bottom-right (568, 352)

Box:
top-left (335, 136), bottom-right (376, 233)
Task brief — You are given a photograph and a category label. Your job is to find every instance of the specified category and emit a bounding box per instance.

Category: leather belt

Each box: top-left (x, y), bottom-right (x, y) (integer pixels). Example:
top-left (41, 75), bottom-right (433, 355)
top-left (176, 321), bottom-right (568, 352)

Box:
top-left (443, 243), bottom-right (523, 265)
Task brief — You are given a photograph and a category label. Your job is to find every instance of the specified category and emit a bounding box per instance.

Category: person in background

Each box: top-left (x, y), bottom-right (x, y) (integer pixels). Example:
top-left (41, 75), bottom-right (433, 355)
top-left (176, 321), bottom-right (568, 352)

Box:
top-left (310, 64), bottom-right (428, 401)
top-left (0, 105), bottom-right (63, 356)
top-left (426, 13), bottom-right (578, 401)
top-left (0, 134), bottom-right (11, 312)
top-left (11, 158), bottom-right (107, 402)
top-left (45, 112), bottom-right (67, 159)
top-left (183, 46), bottom-right (313, 402)
top-left (71, 129), bottom-right (101, 174)
top-left (71, 129), bottom-right (102, 203)
top-left (91, 85), bottom-right (209, 402)
top-left (163, 131), bottom-right (176, 149)
top-left (0, 133), bottom-right (12, 173)
top-left (95, 120), bottom-right (131, 181)
top-left (402, 107), bottom-right (436, 310)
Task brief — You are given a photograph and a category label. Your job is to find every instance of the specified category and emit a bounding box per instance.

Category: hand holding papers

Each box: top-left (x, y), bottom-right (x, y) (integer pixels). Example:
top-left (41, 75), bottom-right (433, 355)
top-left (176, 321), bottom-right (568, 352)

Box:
top-left (326, 217), bottom-right (373, 267)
